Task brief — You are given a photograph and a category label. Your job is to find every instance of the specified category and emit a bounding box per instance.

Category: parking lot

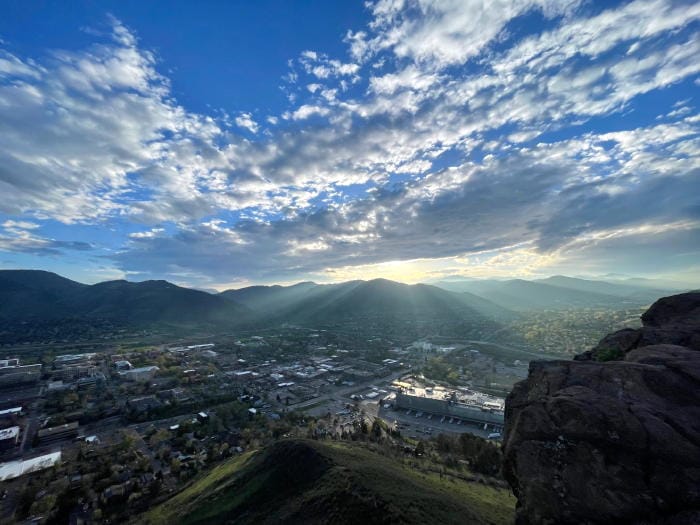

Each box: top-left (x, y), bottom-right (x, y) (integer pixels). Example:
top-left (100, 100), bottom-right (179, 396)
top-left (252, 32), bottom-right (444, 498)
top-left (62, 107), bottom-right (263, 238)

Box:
top-left (377, 404), bottom-right (502, 440)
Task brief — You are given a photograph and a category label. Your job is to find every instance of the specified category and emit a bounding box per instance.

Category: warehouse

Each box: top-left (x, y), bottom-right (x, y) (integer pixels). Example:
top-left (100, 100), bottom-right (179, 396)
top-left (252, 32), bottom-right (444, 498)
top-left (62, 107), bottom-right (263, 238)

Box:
top-left (394, 388), bottom-right (504, 426)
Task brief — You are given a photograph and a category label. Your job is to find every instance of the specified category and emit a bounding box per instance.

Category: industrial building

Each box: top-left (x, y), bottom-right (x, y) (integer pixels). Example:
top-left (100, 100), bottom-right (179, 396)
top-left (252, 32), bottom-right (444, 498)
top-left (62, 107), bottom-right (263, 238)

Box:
top-left (394, 386), bottom-right (504, 427)
top-left (0, 359), bottom-right (42, 388)
top-left (0, 451), bottom-right (62, 481)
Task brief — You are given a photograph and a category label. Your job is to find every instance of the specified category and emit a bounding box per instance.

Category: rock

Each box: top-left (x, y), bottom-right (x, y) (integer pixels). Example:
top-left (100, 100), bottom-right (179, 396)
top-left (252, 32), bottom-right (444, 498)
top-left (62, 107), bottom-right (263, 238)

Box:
top-left (581, 292), bottom-right (700, 361)
top-left (503, 293), bottom-right (700, 525)
top-left (642, 292), bottom-right (700, 327)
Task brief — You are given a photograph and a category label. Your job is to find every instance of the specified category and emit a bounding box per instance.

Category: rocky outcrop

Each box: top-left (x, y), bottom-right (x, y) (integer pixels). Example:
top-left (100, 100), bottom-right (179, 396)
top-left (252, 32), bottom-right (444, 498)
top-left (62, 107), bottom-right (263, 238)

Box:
top-left (576, 292), bottom-right (700, 361)
top-left (503, 292), bottom-right (700, 525)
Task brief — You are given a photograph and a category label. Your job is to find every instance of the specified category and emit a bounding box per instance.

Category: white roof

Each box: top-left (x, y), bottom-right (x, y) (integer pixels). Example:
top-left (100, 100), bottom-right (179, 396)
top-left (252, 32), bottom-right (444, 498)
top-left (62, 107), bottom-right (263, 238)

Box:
top-left (0, 452), bottom-right (61, 481)
top-left (0, 407), bottom-right (22, 416)
top-left (0, 426), bottom-right (19, 440)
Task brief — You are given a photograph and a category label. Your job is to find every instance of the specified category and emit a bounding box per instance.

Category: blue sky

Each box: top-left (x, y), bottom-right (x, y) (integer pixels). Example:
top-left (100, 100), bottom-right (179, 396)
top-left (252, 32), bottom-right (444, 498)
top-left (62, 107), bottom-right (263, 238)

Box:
top-left (0, 0), bottom-right (698, 289)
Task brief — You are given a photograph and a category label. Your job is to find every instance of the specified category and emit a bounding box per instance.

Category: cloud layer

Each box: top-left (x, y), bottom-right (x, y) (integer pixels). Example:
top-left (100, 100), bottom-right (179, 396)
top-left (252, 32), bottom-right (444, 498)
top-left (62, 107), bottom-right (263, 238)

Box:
top-left (0, 1), bottom-right (699, 287)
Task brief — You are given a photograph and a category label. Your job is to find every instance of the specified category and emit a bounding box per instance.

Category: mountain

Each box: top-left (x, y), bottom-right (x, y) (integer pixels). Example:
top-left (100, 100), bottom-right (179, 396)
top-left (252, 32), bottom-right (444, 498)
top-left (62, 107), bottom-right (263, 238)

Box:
top-left (592, 274), bottom-right (691, 291)
top-left (0, 269), bottom-right (87, 319)
top-left (432, 277), bottom-right (675, 311)
top-left (0, 271), bottom-right (514, 342)
top-left (220, 281), bottom-right (318, 313)
top-left (222, 278), bottom-right (515, 326)
top-left (142, 439), bottom-right (515, 525)
top-left (432, 278), bottom-right (625, 311)
top-left (535, 275), bottom-right (670, 303)
top-left (0, 270), bottom-right (250, 326)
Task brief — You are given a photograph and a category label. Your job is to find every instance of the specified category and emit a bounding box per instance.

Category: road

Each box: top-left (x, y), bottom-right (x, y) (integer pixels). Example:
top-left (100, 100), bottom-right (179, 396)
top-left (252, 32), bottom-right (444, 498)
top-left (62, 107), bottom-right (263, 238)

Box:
top-left (284, 370), bottom-right (406, 412)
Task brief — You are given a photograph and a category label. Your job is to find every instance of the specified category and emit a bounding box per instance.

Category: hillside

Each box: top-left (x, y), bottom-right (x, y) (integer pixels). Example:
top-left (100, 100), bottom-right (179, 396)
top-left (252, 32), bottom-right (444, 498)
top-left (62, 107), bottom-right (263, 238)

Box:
top-left (0, 270), bottom-right (250, 326)
top-left (143, 439), bottom-right (515, 525)
top-left (219, 281), bottom-right (319, 313)
top-left (223, 278), bottom-right (514, 324)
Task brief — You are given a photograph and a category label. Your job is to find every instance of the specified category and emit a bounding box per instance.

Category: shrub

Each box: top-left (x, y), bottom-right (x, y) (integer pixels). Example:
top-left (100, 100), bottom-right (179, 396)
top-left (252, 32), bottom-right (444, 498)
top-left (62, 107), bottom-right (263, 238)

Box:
top-left (595, 347), bottom-right (624, 362)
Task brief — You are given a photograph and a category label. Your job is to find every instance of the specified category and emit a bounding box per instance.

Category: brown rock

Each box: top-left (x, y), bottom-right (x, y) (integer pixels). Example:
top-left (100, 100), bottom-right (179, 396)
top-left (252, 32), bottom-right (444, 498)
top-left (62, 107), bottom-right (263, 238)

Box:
top-left (503, 293), bottom-right (700, 525)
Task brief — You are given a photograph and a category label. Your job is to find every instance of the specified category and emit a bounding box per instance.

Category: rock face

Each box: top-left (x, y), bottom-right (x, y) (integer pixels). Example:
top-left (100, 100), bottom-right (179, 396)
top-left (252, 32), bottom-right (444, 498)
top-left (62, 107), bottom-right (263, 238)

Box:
top-left (503, 292), bottom-right (700, 525)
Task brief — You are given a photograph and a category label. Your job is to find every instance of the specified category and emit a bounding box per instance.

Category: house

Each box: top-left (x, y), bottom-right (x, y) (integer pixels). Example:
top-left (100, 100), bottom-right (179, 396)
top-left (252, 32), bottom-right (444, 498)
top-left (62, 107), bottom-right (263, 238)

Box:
top-left (114, 360), bottom-right (133, 371)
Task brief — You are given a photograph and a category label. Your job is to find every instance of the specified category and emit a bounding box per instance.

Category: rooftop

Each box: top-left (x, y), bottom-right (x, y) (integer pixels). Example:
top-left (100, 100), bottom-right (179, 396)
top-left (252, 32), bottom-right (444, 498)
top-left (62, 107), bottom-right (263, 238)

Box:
top-left (0, 426), bottom-right (19, 440)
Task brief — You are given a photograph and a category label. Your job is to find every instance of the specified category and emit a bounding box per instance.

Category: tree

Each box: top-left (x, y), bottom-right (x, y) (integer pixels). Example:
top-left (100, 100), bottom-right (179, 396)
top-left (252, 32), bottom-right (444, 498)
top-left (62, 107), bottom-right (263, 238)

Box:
top-left (371, 419), bottom-right (383, 439)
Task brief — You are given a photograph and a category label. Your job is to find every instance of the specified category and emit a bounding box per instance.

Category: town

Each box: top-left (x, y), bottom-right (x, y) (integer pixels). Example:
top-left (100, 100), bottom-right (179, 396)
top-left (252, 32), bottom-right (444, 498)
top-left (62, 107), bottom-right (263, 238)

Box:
top-left (0, 327), bottom-right (512, 522)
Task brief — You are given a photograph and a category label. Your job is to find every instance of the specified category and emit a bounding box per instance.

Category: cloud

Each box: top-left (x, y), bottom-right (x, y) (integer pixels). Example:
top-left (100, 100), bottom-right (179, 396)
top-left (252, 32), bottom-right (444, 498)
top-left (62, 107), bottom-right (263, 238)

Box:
top-left (112, 117), bottom-right (700, 285)
top-left (288, 104), bottom-right (331, 120)
top-left (1, 3), bottom-right (699, 286)
top-left (0, 220), bottom-right (93, 255)
top-left (234, 112), bottom-right (259, 133)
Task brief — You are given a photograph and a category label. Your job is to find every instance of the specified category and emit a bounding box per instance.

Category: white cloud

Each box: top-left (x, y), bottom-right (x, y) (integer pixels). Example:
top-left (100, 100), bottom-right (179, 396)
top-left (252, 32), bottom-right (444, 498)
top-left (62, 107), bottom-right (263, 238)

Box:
top-left (2, 3), bottom-right (700, 284)
top-left (129, 227), bottom-right (164, 239)
top-left (289, 104), bottom-right (331, 120)
top-left (234, 112), bottom-right (259, 133)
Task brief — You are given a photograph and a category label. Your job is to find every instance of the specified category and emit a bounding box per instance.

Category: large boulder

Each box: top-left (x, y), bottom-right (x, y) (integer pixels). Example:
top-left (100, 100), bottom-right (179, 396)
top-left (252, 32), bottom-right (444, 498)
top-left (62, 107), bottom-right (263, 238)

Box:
top-left (503, 293), bottom-right (700, 524)
top-left (575, 292), bottom-right (700, 361)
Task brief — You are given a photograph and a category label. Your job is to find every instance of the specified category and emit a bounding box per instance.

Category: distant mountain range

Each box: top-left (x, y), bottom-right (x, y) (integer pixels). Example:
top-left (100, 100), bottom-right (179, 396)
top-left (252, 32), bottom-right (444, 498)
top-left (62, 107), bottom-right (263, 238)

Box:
top-left (0, 269), bottom-right (690, 343)
top-left (431, 275), bottom-right (676, 311)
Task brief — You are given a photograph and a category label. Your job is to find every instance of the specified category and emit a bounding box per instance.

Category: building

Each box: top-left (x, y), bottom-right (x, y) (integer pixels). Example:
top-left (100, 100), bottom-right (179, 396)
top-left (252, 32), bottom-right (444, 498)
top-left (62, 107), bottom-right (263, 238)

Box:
top-left (54, 353), bottom-right (97, 366)
top-left (0, 359), bottom-right (41, 388)
top-left (394, 388), bottom-right (504, 426)
top-left (119, 366), bottom-right (159, 382)
top-left (37, 422), bottom-right (79, 444)
top-left (51, 365), bottom-right (98, 382)
top-left (0, 407), bottom-right (22, 421)
top-left (0, 426), bottom-right (20, 451)
top-left (0, 451), bottom-right (61, 481)
top-left (114, 360), bottom-right (133, 371)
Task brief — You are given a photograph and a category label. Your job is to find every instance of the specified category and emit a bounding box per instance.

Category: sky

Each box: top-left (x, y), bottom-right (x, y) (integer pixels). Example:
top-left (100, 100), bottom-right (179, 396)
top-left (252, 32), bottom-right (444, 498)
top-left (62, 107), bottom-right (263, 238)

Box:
top-left (0, 0), bottom-right (699, 290)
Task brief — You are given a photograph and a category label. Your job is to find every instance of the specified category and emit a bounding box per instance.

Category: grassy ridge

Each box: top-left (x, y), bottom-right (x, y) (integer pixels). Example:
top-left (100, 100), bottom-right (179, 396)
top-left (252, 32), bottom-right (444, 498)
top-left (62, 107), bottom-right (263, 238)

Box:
top-left (142, 439), bottom-right (515, 525)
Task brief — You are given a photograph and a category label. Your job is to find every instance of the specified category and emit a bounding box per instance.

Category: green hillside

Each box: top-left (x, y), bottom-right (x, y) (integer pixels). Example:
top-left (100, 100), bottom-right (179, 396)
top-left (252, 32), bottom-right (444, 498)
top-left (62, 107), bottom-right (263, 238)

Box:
top-left (143, 439), bottom-right (515, 525)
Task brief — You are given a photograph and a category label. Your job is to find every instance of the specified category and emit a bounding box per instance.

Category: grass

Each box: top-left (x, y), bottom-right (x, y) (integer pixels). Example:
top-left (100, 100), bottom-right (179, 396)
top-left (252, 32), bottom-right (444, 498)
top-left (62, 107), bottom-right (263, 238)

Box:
top-left (142, 439), bottom-right (515, 525)
top-left (143, 450), bottom-right (256, 524)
